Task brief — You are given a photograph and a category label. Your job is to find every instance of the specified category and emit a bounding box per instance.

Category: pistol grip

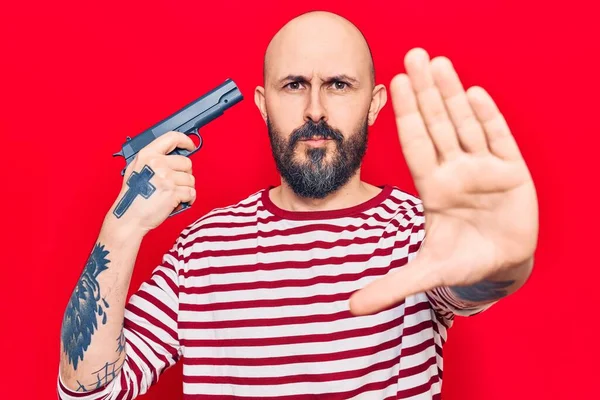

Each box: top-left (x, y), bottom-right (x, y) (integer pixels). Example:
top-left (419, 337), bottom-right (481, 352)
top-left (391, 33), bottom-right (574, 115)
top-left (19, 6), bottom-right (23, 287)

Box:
top-left (169, 201), bottom-right (191, 217)
top-left (166, 129), bottom-right (200, 218)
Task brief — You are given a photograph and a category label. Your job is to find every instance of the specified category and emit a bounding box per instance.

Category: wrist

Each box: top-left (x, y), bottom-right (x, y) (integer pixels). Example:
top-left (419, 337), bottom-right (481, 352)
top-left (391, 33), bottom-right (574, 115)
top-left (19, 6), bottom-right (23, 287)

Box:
top-left (101, 212), bottom-right (147, 245)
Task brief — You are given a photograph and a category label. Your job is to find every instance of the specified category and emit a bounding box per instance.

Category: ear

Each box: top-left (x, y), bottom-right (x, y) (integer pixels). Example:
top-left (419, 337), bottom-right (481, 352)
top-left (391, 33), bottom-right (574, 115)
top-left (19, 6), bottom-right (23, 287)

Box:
top-left (254, 86), bottom-right (268, 123)
top-left (367, 83), bottom-right (388, 126)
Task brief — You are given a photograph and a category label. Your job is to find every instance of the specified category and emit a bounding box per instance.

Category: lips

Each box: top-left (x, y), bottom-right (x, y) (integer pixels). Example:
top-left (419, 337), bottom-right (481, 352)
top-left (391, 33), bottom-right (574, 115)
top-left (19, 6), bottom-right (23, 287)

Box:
top-left (300, 136), bottom-right (330, 141)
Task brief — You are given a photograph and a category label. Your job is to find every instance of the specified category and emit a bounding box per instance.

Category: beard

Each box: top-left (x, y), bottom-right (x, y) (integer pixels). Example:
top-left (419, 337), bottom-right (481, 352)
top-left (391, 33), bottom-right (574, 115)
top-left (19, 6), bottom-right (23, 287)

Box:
top-left (267, 117), bottom-right (369, 199)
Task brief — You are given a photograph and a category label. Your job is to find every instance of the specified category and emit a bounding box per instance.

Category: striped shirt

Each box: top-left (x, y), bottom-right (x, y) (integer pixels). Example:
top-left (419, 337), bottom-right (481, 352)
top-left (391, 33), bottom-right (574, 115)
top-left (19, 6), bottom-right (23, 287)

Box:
top-left (58, 185), bottom-right (492, 399)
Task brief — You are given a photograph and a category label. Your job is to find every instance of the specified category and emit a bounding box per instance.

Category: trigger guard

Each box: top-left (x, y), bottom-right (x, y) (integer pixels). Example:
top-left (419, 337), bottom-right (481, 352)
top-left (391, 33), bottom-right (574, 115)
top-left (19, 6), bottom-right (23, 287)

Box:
top-left (187, 130), bottom-right (203, 154)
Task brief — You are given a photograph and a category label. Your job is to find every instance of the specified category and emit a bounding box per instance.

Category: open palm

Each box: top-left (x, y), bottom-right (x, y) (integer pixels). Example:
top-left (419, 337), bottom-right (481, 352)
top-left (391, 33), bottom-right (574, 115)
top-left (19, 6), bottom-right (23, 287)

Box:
top-left (350, 48), bottom-right (539, 315)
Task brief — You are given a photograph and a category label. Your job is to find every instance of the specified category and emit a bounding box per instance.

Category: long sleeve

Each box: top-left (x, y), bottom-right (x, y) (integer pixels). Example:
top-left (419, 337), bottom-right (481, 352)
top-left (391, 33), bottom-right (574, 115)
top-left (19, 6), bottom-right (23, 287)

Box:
top-left (58, 240), bottom-right (183, 399)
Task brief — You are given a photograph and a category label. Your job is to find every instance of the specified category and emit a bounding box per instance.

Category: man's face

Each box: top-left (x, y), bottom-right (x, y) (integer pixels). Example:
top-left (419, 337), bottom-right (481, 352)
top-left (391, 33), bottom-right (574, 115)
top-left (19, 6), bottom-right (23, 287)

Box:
top-left (258, 15), bottom-right (377, 199)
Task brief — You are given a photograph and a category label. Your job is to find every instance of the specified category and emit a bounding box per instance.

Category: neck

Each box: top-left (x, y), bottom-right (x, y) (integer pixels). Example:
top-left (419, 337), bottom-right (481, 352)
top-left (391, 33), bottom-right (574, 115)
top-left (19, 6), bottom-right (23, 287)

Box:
top-left (270, 172), bottom-right (382, 212)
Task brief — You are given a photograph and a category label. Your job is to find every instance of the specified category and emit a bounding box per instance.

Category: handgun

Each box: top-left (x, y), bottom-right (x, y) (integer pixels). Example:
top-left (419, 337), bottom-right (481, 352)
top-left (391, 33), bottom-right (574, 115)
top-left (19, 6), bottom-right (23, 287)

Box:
top-left (113, 78), bottom-right (243, 217)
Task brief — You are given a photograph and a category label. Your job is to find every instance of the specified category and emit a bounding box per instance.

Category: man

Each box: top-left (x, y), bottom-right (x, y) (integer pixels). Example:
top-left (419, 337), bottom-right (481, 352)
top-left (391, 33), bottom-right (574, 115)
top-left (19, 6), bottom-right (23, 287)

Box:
top-left (58, 10), bottom-right (538, 399)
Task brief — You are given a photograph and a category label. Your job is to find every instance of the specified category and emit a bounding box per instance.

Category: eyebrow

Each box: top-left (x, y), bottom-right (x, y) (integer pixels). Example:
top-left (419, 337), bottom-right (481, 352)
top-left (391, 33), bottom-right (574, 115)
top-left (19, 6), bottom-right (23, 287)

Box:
top-left (277, 74), bottom-right (360, 85)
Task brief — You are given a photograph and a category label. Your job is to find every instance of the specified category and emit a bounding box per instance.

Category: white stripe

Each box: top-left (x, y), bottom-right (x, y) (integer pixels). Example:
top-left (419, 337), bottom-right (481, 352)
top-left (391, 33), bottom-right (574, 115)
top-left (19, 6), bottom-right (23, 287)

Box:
top-left (183, 221), bottom-right (401, 252)
top-left (129, 287), bottom-right (178, 333)
top-left (184, 344), bottom-right (400, 377)
top-left (353, 381), bottom-right (399, 400)
top-left (397, 362), bottom-right (439, 391)
top-left (404, 380), bottom-right (442, 400)
top-left (180, 259), bottom-right (409, 306)
top-left (181, 304), bottom-right (409, 339)
top-left (184, 315), bottom-right (406, 359)
top-left (182, 237), bottom-right (410, 270)
top-left (183, 360), bottom-right (402, 397)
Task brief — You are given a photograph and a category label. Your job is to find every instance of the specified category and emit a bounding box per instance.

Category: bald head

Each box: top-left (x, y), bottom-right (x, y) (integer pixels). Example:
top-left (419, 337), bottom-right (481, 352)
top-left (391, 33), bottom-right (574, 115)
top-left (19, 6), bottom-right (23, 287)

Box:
top-left (263, 11), bottom-right (375, 85)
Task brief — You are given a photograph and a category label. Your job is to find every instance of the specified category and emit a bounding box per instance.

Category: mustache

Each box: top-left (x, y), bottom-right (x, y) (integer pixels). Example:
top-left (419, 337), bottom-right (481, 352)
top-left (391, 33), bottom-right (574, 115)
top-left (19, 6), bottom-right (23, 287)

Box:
top-left (289, 120), bottom-right (344, 147)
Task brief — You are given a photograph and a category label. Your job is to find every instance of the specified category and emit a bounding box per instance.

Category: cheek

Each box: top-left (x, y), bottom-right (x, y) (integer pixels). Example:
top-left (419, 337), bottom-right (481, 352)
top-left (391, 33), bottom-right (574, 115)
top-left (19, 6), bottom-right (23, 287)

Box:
top-left (326, 95), bottom-right (370, 133)
top-left (266, 95), bottom-right (305, 135)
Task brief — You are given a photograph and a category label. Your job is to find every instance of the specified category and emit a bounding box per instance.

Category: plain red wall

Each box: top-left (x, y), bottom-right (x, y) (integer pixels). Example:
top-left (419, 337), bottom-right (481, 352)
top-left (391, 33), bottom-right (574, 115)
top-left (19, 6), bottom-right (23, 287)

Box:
top-left (1, 0), bottom-right (598, 398)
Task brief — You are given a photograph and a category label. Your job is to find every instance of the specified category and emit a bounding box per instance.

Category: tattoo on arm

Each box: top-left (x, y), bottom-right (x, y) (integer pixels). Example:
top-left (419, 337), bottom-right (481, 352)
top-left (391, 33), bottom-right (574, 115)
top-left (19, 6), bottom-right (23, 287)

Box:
top-left (61, 243), bottom-right (111, 370)
top-left (75, 358), bottom-right (125, 392)
top-left (113, 165), bottom-right (156, 218)
top-left (450, 279), bottom-right (515, 303)
top-left (75, 326), bottom-right (127, 392)
top-left (116, 326), bottom-right (126, 355)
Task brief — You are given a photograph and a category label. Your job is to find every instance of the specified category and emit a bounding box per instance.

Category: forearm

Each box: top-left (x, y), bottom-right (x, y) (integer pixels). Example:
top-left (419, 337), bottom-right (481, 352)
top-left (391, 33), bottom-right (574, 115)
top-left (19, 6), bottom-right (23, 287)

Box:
top-left (59, 214), bottom-right (145, 392)
top-left (449, 256), bottom-right (535, 305)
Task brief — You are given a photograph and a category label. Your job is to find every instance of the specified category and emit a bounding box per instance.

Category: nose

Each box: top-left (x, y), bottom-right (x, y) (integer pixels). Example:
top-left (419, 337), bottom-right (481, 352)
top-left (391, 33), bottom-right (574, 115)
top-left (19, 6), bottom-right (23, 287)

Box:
top-left (304, 87), bottom-right (327, 123)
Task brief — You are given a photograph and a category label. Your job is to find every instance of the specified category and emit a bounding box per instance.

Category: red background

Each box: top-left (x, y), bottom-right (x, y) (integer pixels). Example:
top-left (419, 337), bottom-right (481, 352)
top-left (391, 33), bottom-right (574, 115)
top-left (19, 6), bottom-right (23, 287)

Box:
top-left (0, 0), bottom-right (598, 398)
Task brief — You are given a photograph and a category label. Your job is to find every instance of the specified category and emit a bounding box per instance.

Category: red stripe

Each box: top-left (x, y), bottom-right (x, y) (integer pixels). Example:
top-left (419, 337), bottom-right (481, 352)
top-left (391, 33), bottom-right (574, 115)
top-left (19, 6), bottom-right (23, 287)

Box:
top-left (151, 268), bottom-right (179, 299)
top-left (181, 309), bottom-right (407, 348)
top-left (180, 277), bottom-right (428, 314)
top-left (125, 318), bottom-right (178, 363)
top-left (180, 199), bottom-right (422, 244)
top-left (181, 289), bottom-right (353, 312)
top-left (398, 355), bottom-right (437, 379)
top-left (183, 325), bottom-right (435, 368)
top-left (179, 309), bottom-right (350, 330)
top-left (396, 373), bottom-right (440, 398)
top-left (183, 351), bottom-right (402, 385)
top-left (126, 303), bottom-right (178, 343)
top-left (403, 319), bottom-right (436, 337)
top-left (185, 333), bottom-right (403, 367)
top-left (183, 374), bottom-right (399, 400)
top-left (180, 264), bottom-right (400, 296)
top-left (180, 227), bottom-right (409, 260)
top-left (180, 218), bottom-right (405, 247)
top-left (124, 339), bottom-right (152, 388)
top-left (132, 288), bottom-right (178, 325)
top-left (181, 243), bottom-right (412, 279)
top-left (180, 293), bottom-right (423, 330)
top-left (182, 188), bottom-right (418, 235)
top-left (402, 337), bottom-right (436, 358)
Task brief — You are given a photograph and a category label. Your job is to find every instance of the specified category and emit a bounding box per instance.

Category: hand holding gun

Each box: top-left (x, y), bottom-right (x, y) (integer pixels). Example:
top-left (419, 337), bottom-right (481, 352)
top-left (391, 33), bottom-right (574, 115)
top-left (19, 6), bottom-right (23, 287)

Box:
top-left (112, 78), bottom-right (243, 221)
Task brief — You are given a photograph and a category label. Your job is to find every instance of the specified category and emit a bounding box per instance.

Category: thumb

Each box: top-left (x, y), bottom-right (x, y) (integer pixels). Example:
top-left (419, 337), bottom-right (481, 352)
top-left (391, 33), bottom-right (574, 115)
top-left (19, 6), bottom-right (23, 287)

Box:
top-left (348, 254), bottom-right (442, 316)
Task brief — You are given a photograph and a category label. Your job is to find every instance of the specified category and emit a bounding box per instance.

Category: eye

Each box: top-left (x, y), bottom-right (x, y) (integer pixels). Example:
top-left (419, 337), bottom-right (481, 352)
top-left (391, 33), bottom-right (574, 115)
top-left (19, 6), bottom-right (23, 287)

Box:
top-left (332, 81), bottom-right (348, 90)
top-left (285, 81), bottom-right (303, 90)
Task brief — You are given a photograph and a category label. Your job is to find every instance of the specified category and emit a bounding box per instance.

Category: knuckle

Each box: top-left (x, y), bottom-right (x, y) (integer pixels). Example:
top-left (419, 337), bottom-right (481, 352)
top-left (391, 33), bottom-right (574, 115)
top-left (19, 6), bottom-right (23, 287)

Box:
top-left (161, 178), bottom-right (176, 192)
top-left (456, 113), bottom-right (479, 132)
top-left (146, 156), bottom-right (160, 170)
top-left (173, 130), bottom-right (187, 141)
top-left (155, 166), bottom-right (170, 181)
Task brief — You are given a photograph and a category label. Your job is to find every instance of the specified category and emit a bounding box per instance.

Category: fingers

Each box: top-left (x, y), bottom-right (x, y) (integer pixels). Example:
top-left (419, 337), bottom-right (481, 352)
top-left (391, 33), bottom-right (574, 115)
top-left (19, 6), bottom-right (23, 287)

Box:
top-left (467, 87), bottom-right (523, 161)
top-left (430, 57), bottom-right (489, 154)
top-left (171, 170), bottom-right (195, 188)
top-left (404, 48), bottom-right (462, 160)
top-left (163, 154), bottom-right (193, 173)
top-left (144, 131), bottom-right (196, 156)
top-left (176, 185), bottom-right (197, 206)
top-left (391, 74), bottom-right (438, 180)
top-left (349, 257), bottom-right (439, 316)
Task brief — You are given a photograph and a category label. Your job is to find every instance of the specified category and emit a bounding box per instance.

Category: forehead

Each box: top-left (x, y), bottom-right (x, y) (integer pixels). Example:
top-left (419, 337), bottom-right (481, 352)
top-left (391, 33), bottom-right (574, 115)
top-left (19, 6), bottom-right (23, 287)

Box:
top-left (266, 24), bottom-right (371, 83)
